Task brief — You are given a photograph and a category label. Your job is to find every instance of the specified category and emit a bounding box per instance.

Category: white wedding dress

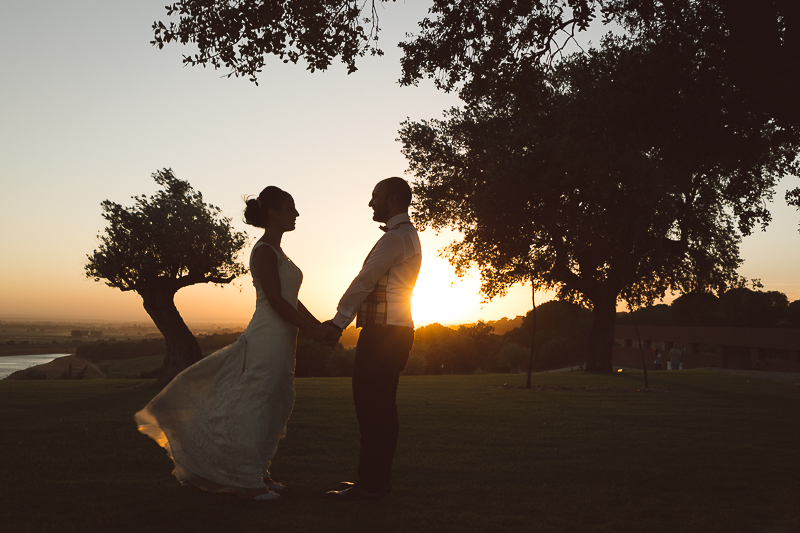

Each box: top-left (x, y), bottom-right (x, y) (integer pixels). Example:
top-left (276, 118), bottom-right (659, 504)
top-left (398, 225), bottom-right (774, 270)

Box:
top-left (135, 241), bottom-right (301, 491)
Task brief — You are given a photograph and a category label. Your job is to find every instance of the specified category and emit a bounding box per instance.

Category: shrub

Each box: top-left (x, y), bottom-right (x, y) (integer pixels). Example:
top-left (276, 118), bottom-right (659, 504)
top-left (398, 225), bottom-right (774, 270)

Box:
top-left (496, 343), bottom-right (526, 373)
top-left (76, 338), bottom-right (166, 362)
top-left (535, 335), bottom-right (584, 371)
top-left (326, 348), bottom-right (356, 377)
top-left (137, 368), bottom-right (160, 379)
top-left (295, 338), bottom-right (332, 377)
top-left (197, 332), bottom-right (242, 352)
top-left (402, 349), bottom-right (428, 375)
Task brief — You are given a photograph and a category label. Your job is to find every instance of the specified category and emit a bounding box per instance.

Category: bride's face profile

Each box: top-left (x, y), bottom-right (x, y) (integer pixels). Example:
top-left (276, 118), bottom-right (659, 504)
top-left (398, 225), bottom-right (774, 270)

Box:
top-left (268, 196), bottom-right (299, 232)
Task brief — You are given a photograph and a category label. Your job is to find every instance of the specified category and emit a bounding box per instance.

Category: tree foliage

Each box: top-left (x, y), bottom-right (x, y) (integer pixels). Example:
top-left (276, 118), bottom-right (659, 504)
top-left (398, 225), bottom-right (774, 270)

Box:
top-left (618, 287), bottom-right (799, 329)
top-left (602, 1), bottom-right (800, 224)
top-left (410, 321), bottom-right (509, 373)
top-left (398, 0), bottom-right (596, 92)
top-left (151, 0), bottom-right (390, 82)
top-left (86, 169), bottom-right (248, 292)
top-left (399, 35), bottom-right (799, 371)
top-left (504, 300), bottom-right (592, 371)
top-left (151, 1), bottom-right (797, 118)
top-left (151, 0), bottom-right (602, 83)
top-left (600, 0), bottom-right (800, 132)
top-left (399, 0), bottom-right (800, 219)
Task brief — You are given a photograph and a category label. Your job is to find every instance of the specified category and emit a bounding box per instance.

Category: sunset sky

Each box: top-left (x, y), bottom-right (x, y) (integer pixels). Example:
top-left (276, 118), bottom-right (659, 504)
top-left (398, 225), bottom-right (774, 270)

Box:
top-left (1, 1), bottom-right (799, 328)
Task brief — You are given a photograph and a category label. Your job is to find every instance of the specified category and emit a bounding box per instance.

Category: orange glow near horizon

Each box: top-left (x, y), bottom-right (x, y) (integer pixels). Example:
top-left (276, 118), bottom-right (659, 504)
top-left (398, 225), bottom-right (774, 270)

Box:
top-left (411, 255), bottom-right (539, 326)
top-left (412, 258), bottom-right (480, 326)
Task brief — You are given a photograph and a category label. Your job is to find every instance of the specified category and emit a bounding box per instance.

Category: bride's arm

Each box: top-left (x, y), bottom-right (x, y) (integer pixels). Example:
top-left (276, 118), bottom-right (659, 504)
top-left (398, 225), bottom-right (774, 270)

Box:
top-left (297, 301), bottom-right (321, 327)
top-left (253, 245), bottom-right (324, 339)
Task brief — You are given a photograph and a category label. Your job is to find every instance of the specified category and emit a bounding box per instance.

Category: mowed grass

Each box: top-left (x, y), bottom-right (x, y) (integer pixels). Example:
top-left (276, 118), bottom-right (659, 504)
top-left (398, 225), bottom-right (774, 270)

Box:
top-left (98, 355), bottom-right (164, 378)
top-left (0, 371), bottom-right (798, 533)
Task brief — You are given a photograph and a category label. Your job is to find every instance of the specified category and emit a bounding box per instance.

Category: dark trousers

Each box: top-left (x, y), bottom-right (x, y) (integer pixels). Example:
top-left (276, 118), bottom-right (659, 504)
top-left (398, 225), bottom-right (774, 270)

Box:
top-left (352, 325), bottom-right (414, 492)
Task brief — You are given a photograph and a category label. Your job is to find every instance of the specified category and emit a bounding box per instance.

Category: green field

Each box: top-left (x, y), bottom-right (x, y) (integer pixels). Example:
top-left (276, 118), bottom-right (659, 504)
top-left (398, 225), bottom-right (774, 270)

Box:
top-left (97, 355), bottom-right (165, 379)
top-left (0, 371), bottom-right (797, 533)
top-left (0, 322), bottom-right (161, 357)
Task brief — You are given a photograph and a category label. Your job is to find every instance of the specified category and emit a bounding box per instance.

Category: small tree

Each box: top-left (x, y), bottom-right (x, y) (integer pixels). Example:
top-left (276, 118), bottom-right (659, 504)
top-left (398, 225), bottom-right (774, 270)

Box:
top-left (85, 169), bottom-right (248, 388)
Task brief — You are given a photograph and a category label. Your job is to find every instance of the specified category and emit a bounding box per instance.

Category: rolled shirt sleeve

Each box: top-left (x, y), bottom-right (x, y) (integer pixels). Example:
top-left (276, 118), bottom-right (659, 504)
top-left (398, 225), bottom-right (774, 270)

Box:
top-left (332, 233), bottom-right (405, 329)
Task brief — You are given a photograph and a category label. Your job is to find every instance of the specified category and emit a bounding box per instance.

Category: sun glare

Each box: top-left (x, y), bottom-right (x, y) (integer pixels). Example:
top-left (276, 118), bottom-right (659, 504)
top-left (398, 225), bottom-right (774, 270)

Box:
top-left (411, 257), bottom-right (486, 326)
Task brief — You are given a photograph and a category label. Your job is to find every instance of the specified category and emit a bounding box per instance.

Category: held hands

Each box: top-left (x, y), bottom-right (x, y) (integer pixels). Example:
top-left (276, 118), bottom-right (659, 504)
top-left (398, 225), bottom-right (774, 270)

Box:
top-left (315, 320), bottom-right (342, 348)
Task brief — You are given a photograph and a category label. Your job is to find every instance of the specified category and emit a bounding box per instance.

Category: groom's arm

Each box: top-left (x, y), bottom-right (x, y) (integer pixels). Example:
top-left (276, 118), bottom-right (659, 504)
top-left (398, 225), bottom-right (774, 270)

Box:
top-left (331, 233), bottom-right (403, 330)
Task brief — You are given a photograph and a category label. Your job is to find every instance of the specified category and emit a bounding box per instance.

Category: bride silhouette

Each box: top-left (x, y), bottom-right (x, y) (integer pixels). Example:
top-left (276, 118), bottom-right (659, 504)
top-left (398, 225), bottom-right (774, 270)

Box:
top-left (135, 186), bottom-right (328, 500)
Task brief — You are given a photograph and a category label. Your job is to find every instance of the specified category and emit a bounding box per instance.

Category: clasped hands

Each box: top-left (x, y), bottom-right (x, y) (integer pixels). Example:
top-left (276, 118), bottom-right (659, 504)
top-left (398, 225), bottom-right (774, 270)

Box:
top-left (313, 320), bottom-right (342, 348)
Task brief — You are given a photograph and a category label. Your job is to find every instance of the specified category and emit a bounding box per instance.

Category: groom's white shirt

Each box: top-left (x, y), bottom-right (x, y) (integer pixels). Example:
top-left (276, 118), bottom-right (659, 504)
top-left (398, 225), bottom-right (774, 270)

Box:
top-left (332, 213), bottom-right (422, 330)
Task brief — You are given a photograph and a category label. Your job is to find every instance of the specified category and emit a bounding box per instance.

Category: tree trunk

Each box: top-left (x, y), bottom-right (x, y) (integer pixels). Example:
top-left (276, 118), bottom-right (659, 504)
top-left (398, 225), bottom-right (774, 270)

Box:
top-left (140, 288), bottom-right (203, 389)
top-left (585, 291), bottom-right (617, 372)
top-left (525, 286), bottom-right (536, 389)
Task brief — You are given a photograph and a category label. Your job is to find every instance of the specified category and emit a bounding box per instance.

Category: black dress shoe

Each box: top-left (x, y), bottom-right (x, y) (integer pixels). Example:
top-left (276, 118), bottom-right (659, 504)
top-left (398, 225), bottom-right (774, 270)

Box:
top-left (326, 484), bottom-right (385, 501)
top-left (339, 481), bottom-right (392, 493)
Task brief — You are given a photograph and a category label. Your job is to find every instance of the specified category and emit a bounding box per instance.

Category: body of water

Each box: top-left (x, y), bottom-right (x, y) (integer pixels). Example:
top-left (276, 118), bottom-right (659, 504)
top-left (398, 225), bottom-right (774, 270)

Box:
top-left (0, 353), bottom-right (70, 379)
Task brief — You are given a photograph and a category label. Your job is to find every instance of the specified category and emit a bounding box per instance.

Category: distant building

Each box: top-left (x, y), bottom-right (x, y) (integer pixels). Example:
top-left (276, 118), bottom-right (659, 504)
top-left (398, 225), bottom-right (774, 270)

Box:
top-left (614, 325), bottom-right (800, 373)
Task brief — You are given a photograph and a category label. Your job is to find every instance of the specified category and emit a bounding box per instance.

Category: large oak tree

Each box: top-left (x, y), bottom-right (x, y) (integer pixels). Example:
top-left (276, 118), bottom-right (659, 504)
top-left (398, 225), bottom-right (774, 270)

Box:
top-left (86, 169), bottom-right (248, 387)
top-left (399, 35), bottom-right (798, 371)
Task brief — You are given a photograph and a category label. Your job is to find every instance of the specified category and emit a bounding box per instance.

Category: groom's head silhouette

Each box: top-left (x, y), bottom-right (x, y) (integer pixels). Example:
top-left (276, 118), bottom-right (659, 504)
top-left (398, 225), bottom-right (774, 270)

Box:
top-left (369, 177), bottom-right (411, 223)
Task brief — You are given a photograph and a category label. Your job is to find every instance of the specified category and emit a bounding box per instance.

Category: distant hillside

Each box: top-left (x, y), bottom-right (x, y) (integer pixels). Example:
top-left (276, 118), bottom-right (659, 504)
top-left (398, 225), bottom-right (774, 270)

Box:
top-left (333, 316), bottom-right (525, 349)
top-left (616, 288), bottom-right (800, 328)
top-left (486, 316), bottom-right (525, 335)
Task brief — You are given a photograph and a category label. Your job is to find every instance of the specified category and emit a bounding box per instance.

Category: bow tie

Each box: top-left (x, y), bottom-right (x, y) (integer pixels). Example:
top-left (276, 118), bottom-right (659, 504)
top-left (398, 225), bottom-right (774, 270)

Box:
top-left (379, 221), bottom-right (413, 232)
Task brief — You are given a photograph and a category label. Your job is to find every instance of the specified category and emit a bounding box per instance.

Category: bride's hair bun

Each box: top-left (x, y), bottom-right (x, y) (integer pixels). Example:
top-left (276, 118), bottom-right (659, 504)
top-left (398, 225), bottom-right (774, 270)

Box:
top-left (244, 186), bottom-right (290, 228)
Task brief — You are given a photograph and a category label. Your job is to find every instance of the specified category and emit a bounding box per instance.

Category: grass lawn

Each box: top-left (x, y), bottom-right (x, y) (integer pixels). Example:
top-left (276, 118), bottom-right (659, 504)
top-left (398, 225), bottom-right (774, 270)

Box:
top-left (98, 355), bottom-right (164, 378)
top-left (0, 371), bottom-right (798, 533)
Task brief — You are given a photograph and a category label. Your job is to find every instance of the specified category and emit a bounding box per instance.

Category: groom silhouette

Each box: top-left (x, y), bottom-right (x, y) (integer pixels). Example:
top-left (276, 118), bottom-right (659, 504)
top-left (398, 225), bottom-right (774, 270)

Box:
top-left (323, 177), bottom-right (422, 501)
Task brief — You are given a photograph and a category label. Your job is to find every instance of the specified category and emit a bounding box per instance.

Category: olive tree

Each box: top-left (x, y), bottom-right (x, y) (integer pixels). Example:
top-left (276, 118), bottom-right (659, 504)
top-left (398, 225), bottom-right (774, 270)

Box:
top-left (86, 169), bottom-right (248, 387)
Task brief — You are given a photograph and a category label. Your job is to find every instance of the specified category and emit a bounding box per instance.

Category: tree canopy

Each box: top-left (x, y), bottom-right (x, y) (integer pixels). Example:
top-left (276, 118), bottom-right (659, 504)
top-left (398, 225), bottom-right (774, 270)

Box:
top-left (399, 34), bottom-right (799, 371)
top-left (618, 287), bottom-right (800, 329)
top-left (151, 0), bottom-right (799, 219)
top-left (86, 169), bottom-right (247, 293)
top-left (150, 0), bottom-right (601, 82)
top-left (86, 169), bottom-right (248, 386)
top-left (504, 300), bottom-right (592, 371)
top-left (151, 0), bottom-right (389, 82)
top-left (151, 1), bottom-right (797, 111)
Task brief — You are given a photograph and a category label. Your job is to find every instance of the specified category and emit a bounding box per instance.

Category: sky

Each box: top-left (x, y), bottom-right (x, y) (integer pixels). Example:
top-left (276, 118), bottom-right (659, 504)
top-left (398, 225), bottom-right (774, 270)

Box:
top-left (1, 1), bottom-right (799, 328)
